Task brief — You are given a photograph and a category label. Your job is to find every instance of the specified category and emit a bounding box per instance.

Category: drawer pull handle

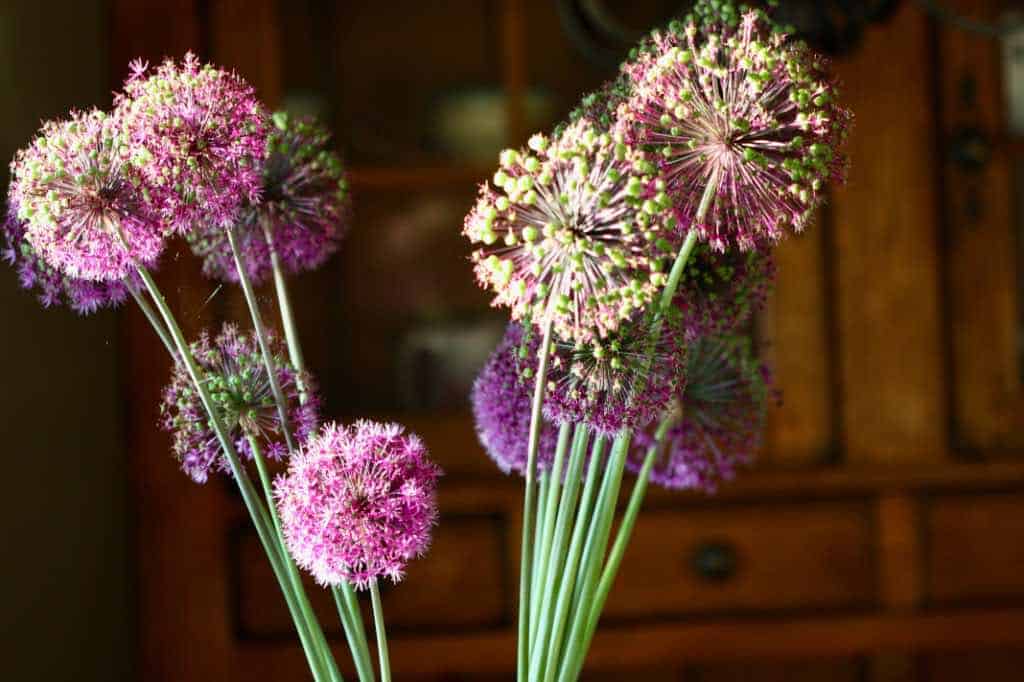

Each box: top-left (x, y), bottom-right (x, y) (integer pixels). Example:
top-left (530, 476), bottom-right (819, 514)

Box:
top-left (691, 541), bottom-right (738, 582)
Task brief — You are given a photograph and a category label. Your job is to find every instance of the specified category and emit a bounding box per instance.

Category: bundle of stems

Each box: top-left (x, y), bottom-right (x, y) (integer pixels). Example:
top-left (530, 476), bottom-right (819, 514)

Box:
top-left (516, 184), bottom-right (713, 682)
top-left (128, 230), bottom-right (392, 682)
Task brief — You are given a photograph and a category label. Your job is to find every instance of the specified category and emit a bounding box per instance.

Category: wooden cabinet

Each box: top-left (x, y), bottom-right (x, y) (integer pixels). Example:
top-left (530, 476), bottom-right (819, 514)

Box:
top-left (115, 0), bottom-right (1024, 680)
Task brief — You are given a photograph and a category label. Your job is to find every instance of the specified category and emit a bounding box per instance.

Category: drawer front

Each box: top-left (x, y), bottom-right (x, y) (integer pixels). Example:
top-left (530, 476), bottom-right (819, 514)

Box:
top-left (927, 491), bottom-right (1024, 604)
top-left (235, 512), bottom-right (507, 638)
top-left (605, 500), bottom-right (876, 619)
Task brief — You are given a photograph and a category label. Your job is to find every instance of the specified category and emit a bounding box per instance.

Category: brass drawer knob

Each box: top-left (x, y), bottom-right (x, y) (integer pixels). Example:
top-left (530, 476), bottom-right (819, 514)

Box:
top-left (691, 540), bottom-right (738, 583)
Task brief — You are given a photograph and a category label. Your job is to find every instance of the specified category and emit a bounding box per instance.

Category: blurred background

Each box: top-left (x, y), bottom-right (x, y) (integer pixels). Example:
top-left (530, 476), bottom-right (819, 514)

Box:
top-left (3, 0), bottom-right (1024, 680)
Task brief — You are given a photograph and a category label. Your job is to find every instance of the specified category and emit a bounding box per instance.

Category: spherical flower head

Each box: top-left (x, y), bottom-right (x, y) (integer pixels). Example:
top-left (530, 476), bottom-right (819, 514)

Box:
top-left (116, 54), bottom-right (269, 233)
top-left (542, 315), bottom-right (687, 437)
top-left (471, 323), bottom-right (560, 476)
top-left (275, 420), bottom-right (441, 588)
top-left (629, 335), bottom-right (771, 492)
top-left (187, 111), bottom-right (351, 285)
top-left (159, 323), bottom-right (318, 483)
top-left (2, 203), bottom-right (137, 314)
top-left (9, 108), bottom-right (165, 281)
top-left (619, 10), bottom-right (852, 250)
top-left (674, 241), bottom-right (775, 341)
top-left (464, 118), bottom-right (680, 345)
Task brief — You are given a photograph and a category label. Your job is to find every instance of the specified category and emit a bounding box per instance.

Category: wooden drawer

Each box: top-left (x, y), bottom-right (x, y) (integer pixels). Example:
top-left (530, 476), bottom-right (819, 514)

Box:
top-left (235, 512), bottom-right (507, 638)
top-left (926, 492), bottom-right (1024, 604)
top-left (604, 500), bottom-right (876, 619)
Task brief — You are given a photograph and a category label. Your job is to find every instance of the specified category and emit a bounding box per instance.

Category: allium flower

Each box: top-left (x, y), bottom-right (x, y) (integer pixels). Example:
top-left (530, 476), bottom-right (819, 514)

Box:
top-left (275, 420), bottom-right (441, 588)
top-left (674, 241), bottom-right (774, 340)
top-left (9, 108), bottom-right (164, 281)
top-left (629, 335), bottom-right (770, 492)
top-left (116, 53), bottom-right (268, 232)
top-left (2, 205), bottom-right (137, 313)
top-left (160, 323), bottom-right (318, 483)
top-left (471, 324), bottom-right (560, 476)
top-left (187, 111), bottom-right (350, 285)
top-left (619, 10), bottom-right (851, 250)
top-left (543, 316), bottom-right (686, 436)
top-left (464, 118), bottom-right (679, 344)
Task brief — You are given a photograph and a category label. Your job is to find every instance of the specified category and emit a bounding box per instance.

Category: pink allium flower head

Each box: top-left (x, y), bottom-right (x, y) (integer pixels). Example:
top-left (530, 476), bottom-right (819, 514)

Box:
top-left (674, 241), bottom-right (775, 341)
top-left (187, 111), bottom-right (350, 285)
top-left (542, 316), bottom-right (687, 437)
top-left (9, 108), bottom-right (164, 281)
top-left (160, 323), bottom-right (318, 483)
top-left (275, 420), bottom-right (441, 589)
top-left (2, 203), bottom-right (138, 313)
top-left (464, 118), bottom-right (679, 345)
top-left (116, 54), bottom-right (269, 233)
top-left (629, 335), bottom-right (771, 492)
top-left (619, 9), bottom-right (851, 250)
top-left (471, 324), bottom-right (560, 476)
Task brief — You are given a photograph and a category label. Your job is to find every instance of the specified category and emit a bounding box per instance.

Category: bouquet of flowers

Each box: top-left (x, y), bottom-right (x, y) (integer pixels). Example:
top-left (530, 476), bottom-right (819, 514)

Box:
top-left (3, 1), bottom-right (848, 680)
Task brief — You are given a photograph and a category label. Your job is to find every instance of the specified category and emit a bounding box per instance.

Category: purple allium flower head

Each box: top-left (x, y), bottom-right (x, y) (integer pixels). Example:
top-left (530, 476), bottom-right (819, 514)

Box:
top-left (275, 420), bottom-right (441, 589)
top-left (674, 241), bottom-right (775, 341)
top-left (8, 108), bottom-right (165, 281)
top-left (1, 204), bottom-right (138, 314)
top-left (619, 10), bottom-right (852, 250)
top-left (116, 53), bottom-right (269, 233)
top-left (464, 118), bottom-right (679, 345)
top-left (187, 111), bottom-right (350, 285)
top-left (159, 323), bottom-right (318, 483)
top-left (542, 316), bottom-right (687, 437)
top-left (471, 323), bottom-right (560, 476)
top-left (629, 335), bottom-right (770, 492)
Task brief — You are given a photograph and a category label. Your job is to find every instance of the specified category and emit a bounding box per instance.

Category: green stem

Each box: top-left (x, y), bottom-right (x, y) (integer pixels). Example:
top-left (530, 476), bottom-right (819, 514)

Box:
top-left (573, 415), bottom-right (677, 679)
top-left (261, 221), bottom-right (375, 680)
top-left (529, 470), bottom-right (550, 631)
top-left (263, 220), bottom-right (306, 382)
top-left (340, 583), bottom-right (376, 682)
top-left (129, 286), bottom-right (176, 360)
top-left (542, 434), bottom-right (606, 682)
top-left (518, 318), bottom-right (555, 681)
top-left (529, 422), bottom-right (572, 642)
top-left (529, 423), bottom-right (590, 680)
top-left (133, 265), bottom-right (331, 682)
top-left (249, 435), bottom-right (344, 682)
top-left (332, 586), bottom-right (377, 682)
top-left (226, 229), bottom-right (344, 682)
top-left (226, 227), bottom-right (299, 454)
top-left (556, 431), bottom-right (630, 682)
top-left (369, 579), bottom-right (392, 682)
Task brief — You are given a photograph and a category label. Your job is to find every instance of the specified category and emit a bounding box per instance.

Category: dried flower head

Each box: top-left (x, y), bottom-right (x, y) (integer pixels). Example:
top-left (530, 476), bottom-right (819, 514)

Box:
top-left (619, 9), bottom-right (851, 250)
top-left (464, 118), bottom-right (679, 344)
top-left (674, 241), bottom-right (774, 340)
top-left (542, 316), bottom-right (687, 436)
top-left (275, 420), bottom-right (441, 588)
top-left (160, 323), bottom-right (318, 483)
top-left (2, 204), bottom-right (138, 313)
top-left (9, 108), bottom-right (164, 281)
top-left (629, 335), bottom-right (770, 492)
top-left (187, 111), bottom-right (350, 285)
top-left (471, 324), bottom-right (560, 476)
top-left (116, 53), bottom-right (268, 232)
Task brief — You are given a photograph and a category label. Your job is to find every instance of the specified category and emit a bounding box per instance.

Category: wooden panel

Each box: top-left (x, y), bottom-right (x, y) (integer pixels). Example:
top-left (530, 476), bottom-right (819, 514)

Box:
top-left (232, 608), bottom-right (1024, 678)
top-left (604, 501), bottom-right (876, 618)
top-left (940, 0), bottom-right (1024, 451)
top-left (112, 3), bottom-right (235, 682)
top-left (762, 228), bottom-right (834, 464)
top-left (926, 491), bottom-right (1024, 603)
top-left (831, 1), bottom-right (947, 462)
top-left (687, 658), bottom-right (862, 682)
top-left (920, 648), bottom-right (1024, 682)
top-left (236, 514), bottom-right (507, 637)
